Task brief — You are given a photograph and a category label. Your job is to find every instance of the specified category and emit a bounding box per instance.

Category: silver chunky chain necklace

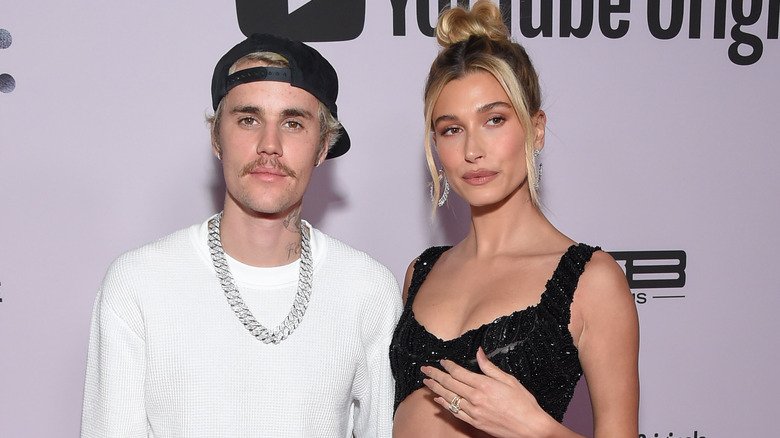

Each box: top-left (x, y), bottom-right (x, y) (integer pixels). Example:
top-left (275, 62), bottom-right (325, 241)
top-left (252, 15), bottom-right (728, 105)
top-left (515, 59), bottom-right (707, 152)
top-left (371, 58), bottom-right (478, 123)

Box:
top-left (207, 212), bottom-right (314, 344)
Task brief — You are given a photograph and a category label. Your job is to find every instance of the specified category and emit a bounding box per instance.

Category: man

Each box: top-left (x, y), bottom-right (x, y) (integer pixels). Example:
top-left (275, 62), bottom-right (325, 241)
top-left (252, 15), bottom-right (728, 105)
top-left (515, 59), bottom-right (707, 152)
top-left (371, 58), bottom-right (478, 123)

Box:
top-left (81, 34), bottom-right (401, 437)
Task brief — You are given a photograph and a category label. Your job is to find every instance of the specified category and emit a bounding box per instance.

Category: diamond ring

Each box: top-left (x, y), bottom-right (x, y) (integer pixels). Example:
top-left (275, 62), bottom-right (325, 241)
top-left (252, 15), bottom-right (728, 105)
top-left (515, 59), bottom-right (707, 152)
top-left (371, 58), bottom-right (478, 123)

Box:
top-left (448, 395), bottom-right (462, 414)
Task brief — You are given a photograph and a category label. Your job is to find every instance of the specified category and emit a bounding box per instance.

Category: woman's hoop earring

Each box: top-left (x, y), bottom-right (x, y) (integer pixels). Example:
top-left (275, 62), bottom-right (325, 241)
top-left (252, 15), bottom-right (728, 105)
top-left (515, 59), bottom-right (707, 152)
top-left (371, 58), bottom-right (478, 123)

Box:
top-left (533, 149), bottom-right (542, 190)
top-left (430, 169), bottom-right (450, 207)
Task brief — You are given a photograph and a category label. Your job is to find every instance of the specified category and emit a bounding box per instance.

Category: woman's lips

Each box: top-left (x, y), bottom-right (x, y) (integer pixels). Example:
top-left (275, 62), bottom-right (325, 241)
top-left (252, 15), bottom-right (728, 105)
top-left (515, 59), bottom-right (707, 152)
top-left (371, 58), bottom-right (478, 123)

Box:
top-left (462, 170), bottom-right (498, 185)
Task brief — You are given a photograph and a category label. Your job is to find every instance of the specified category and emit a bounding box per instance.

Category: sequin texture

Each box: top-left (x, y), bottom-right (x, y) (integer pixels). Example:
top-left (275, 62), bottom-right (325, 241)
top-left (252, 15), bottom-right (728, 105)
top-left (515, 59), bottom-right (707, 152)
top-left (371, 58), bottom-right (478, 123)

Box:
top-left (389, 243), bottom-right (599, 422)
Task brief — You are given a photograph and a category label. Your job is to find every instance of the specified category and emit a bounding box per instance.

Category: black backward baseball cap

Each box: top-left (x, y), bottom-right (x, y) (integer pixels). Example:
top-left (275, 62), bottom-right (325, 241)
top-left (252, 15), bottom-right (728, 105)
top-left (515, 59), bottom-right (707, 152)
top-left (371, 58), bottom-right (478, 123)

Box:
top-left (211, 33), bottom-right (350, 159)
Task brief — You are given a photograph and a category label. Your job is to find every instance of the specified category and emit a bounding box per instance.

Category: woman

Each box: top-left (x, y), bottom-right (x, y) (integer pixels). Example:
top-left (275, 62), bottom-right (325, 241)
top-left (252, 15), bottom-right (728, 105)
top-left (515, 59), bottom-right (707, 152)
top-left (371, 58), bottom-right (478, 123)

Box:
top-left (389, 1), bottom-right (639, 437)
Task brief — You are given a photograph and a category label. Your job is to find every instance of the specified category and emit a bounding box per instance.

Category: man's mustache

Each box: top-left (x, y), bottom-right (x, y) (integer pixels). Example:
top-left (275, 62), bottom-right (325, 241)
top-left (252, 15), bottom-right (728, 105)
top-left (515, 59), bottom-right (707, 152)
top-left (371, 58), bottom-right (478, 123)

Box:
top-left (239, 156), bottom-right (297, 179)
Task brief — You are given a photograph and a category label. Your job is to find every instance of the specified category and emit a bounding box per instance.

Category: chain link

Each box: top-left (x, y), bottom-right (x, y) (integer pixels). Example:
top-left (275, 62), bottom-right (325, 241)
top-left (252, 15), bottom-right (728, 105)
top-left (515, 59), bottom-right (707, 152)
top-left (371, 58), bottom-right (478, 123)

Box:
top-left (207, 212), bottom-right (314, 344)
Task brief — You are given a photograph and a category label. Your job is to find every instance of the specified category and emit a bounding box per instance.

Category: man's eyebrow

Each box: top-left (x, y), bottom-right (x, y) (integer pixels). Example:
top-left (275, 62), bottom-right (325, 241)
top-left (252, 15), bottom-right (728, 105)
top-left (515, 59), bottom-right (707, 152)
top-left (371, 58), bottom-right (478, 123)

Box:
top-left (280, 108), bottom-right (315, 119)
top-left (229, 105), bottom-right (263, 116)
top-left (227, 106), bottom-right (314, 120)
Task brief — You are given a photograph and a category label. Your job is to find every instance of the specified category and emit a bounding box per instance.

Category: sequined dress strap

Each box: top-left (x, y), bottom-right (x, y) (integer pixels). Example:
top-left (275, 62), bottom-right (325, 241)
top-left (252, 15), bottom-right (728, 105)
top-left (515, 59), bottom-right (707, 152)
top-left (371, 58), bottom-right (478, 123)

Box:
top-left (405, 246), bottom-right (450, 307)
top-left (540, 243), bottom-right (601, 327)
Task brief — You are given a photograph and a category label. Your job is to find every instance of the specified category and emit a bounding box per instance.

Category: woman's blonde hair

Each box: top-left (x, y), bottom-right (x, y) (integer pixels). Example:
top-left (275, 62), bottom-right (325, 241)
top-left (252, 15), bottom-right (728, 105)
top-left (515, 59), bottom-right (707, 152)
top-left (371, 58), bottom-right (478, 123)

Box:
top-left (425, 0), bottom-right (542, 210)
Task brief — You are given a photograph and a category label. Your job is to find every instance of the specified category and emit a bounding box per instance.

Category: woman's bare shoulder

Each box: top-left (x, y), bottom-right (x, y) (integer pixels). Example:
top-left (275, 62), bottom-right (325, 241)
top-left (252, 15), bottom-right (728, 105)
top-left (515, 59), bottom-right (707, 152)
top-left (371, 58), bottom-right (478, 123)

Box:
top-left (574, 249), bottom-right (634, 312)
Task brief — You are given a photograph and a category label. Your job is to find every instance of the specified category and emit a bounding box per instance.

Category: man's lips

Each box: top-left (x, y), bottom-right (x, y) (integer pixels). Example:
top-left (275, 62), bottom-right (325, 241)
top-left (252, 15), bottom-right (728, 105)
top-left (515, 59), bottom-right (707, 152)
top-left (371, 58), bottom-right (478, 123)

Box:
top-left (249, 167), bottom-right (288, 177)
top-left (247, 167), bottom-right (289, 182)
top-left (462, 169), bottom-right (498, 185)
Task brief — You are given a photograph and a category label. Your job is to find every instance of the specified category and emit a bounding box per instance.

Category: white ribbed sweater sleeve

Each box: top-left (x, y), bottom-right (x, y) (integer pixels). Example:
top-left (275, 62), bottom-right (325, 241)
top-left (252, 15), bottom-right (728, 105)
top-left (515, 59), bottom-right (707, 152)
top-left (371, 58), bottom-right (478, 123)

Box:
top-left (82, 280), bottom-right (148, 437)
top-left (351, 266), bottom-right (402, 438)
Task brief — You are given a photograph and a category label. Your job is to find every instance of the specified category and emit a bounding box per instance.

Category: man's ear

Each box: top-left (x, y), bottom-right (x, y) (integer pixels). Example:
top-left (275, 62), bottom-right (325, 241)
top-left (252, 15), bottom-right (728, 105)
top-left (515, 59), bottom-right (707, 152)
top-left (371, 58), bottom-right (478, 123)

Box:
top-left (315, 140), bottom-right (329, 167)
top-left (210, 122), bottom-right (222, 160)
top-left (533, 110), bottom-right (547, 151)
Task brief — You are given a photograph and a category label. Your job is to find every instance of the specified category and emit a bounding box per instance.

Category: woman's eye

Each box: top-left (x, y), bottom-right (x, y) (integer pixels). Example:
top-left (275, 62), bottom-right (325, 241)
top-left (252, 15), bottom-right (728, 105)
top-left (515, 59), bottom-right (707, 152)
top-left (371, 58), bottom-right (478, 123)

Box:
top-left (487, 116), bottom-right (505, 126)
top-left (440, 126), bottom-right (461, 136)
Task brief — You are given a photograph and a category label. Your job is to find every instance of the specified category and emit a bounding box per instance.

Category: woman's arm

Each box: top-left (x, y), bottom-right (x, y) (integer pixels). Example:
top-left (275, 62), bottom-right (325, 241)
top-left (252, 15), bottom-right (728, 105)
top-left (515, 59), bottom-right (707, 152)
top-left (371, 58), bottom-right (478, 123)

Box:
top-left (572, 251), bottom-right (640, 437)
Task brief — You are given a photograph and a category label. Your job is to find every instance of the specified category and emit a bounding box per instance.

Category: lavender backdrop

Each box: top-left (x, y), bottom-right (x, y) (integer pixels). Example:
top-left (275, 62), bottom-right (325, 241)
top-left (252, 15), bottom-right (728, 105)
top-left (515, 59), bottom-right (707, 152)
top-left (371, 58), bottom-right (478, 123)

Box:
top-left (1, 1), bottom-right (778, 436)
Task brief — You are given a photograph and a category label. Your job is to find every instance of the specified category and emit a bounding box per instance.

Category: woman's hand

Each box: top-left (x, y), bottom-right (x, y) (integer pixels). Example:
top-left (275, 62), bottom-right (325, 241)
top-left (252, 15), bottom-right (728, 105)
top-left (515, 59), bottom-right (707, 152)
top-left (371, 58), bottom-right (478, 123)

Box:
top-left (421, 347), bottom-right (569, 438)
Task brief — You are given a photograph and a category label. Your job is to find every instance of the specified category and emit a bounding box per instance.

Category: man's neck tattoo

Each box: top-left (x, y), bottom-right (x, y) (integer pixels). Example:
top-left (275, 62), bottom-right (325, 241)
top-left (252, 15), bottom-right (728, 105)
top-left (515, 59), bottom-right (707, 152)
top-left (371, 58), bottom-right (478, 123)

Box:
top-left (286, 241), bottom-right (301, 261)
top-left (282, 207), bottom-right (302, 232)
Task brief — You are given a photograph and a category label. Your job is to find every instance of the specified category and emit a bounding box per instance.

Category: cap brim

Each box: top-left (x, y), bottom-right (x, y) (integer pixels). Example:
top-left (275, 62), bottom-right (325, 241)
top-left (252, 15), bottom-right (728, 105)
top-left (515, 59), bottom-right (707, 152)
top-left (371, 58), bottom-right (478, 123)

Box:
top-left (326, 127), bottom-right (350, 159)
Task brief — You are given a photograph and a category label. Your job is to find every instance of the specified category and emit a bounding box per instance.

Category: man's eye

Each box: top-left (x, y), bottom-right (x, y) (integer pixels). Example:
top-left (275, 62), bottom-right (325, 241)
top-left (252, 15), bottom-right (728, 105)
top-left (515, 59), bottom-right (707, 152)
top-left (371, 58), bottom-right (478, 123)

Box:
top-left (239, 117), bottom-right (257, 126)
top-left (285, 120), bottom-right (303, 129)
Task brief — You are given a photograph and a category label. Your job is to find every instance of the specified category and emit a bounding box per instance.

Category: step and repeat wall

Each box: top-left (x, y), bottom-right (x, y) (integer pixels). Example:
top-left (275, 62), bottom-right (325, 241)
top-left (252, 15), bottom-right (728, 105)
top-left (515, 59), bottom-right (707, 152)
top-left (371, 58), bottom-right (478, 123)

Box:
top-left (1, 1), bottom-right (778, 436)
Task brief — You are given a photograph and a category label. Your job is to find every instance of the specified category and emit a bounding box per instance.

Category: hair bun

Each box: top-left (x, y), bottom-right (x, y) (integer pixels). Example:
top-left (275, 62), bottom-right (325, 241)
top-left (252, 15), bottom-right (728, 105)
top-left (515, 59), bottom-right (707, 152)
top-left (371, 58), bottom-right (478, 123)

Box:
top-left (436, 0), bottom-right (509, 47)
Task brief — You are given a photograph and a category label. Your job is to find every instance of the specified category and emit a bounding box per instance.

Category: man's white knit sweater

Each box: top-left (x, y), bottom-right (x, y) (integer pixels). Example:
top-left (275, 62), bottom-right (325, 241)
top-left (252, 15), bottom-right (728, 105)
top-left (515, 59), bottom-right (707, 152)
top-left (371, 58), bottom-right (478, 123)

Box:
top-left (81, 218), bottom-right (402, 437)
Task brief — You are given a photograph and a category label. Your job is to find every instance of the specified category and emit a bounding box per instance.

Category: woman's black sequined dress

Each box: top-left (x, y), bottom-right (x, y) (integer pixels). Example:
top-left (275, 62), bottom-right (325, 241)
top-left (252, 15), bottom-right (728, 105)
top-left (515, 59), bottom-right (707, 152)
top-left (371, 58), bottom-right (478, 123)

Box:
top-left (389, 243), bottom-right (599, 422)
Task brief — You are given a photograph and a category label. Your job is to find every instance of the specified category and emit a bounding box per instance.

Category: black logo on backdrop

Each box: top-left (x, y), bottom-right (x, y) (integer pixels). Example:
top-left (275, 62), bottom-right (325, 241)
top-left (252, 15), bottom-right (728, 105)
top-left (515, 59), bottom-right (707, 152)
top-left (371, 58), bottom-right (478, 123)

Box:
top-left (609, 250), bottom-right (687, 305)
top-left (233, 1), bottom-right (777, 65)
top-left (640, 429), bottom-right (707, 438)
top-left (391, 0), bottom-right (778, 66)
top-left (0, 28), bottom-right (14, 94)
top-left (236, 0), bottom-right (366, 41)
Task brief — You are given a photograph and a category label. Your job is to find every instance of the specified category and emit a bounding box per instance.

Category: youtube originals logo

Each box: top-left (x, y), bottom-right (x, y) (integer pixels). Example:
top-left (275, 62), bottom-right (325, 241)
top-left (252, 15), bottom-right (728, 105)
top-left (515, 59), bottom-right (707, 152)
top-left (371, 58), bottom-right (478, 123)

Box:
top-left (236, 0), bottom-right (366, 42)
top-left (0, 28), bottom-right (14, 93)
